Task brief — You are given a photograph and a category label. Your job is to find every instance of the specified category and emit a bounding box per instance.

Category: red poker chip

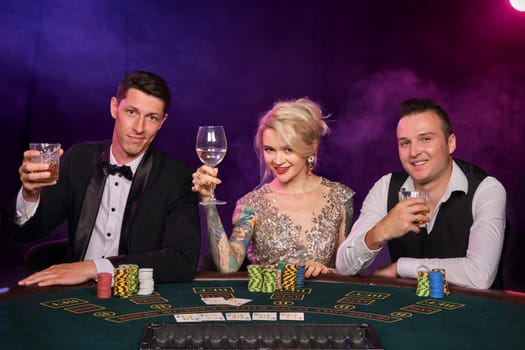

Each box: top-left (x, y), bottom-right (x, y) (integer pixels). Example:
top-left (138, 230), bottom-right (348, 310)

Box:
top-left (97, 273), bottom-right (113, 299)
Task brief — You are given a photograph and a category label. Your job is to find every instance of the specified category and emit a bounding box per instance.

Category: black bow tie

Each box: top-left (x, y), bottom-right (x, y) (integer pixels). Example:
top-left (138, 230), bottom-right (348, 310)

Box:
top-left (102, 161), bottom-right (133, 180)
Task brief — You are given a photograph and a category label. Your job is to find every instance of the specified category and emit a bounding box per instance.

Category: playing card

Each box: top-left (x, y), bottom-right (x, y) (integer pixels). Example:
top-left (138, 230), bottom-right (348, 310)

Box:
top-left (279, 312), bottom-right (304, 321)
top-left (174, 313), bottom-right (202, 322)
top-left (252, 312), bottom-right (277, 321)
top-left (199, 312), bottom-right (226, 321)
top-left (225, 312), bottom-right (252, 321)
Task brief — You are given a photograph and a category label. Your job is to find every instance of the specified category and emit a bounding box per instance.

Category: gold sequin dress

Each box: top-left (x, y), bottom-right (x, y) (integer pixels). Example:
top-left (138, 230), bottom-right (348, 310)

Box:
top-left (237, 177), bottom-right (354, 267)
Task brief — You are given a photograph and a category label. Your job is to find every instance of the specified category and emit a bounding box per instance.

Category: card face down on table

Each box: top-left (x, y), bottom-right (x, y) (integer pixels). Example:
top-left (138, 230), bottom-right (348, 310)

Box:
top-left (140, 322), bottom-right (384, 349)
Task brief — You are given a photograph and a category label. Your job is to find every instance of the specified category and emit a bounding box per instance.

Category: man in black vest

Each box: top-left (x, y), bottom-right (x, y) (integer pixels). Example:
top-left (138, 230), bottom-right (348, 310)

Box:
top-left (336, 98), bottom-right (506, 289)
top-left (10, 71), bottom-right (201, 286)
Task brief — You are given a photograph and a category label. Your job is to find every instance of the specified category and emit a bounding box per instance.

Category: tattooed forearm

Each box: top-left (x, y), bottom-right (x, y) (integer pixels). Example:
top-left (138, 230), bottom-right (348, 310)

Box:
top-left (204, 205), bottom-right (227, 270)
top-left (204, 204), bottom-right (256, 272)
top-left (205, 205), bottom-right (226, 245)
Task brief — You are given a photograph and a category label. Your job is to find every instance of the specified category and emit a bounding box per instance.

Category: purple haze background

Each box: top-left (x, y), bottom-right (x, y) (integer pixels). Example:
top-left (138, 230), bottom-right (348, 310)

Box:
top-left (1, 0), bottom-right (524, 290)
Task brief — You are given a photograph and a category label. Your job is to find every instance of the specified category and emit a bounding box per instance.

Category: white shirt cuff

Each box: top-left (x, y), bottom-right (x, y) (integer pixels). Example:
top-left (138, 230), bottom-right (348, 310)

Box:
top-left (356, 233), bottom-right (381, 260)
top-left (15, 187), bottom-right (39, 225)
top-left (93, 258), bottom-right (115, 278)
top-left (337, 233), bottom-right (381, 275)
top-left (397, 257), bottom-right (431, 279)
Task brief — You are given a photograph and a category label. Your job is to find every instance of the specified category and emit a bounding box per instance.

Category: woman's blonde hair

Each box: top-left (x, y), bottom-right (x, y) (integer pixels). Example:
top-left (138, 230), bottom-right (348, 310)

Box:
top-left (254, 98), bottom-right (330, 185)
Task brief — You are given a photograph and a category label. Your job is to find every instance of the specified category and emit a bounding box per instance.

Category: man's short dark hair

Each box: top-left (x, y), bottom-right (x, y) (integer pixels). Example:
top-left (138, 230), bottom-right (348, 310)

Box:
top-left (116, 71), bottom-right (171, 114)
top-left (399, 98), bottom-right (453, 139)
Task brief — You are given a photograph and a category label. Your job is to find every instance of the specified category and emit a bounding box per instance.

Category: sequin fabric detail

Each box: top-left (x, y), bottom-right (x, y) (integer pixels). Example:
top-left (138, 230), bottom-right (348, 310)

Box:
top-left (238, 177), bottom-right (354, 266)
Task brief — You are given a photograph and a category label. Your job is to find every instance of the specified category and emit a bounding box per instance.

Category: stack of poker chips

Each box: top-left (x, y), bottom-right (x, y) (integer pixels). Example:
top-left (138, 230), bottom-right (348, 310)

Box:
top-left (261, 268), bottom-right (277, 293)
top-left (275, 263), bottom-right (284, 290)
top-left (113, 264), bottom-right (140, 298)
top-left (281, 264), bottom-right (298, 291)
top-left (416, 269), bottom-right (450, 298)
top-left (113, 266), bottom-right (132, 297)
top-left (429, 269), bottom-right (445, 298)
top-left (416, 271), bottom-right (430, 297)
top-left (295, 265), bottom-right (305, 288)
top-left (439, 268), bottom-right (450, 296)
top-left (137, 268), bottom-right (155, 295)
top-left (247, 262), bottom-right (307, 293)
top-left (96, 272), bottom-right (112, 299)
top-left (121, 264), bottom-right (139, 295)
top-left (247, 264), bottom-right (263, 292)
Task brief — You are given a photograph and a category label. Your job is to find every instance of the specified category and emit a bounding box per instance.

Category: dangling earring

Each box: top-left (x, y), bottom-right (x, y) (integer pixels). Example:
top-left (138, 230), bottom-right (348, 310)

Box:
top-left (307, 155), bottom-right (315, 175)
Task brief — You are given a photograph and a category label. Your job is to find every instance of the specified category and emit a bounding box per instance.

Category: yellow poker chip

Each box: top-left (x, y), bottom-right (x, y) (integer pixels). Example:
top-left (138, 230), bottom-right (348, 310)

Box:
top-left (416, 270), bottom-right (430, 297)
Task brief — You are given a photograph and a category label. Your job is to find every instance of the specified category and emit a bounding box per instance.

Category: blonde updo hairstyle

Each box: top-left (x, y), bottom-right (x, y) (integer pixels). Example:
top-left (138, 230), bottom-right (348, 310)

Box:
top-left (254, 98), bottom-right (330, 185)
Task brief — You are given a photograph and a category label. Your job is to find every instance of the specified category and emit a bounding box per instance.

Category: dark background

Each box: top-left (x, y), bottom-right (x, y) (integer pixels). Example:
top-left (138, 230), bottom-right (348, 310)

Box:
top-left (1, 0), bottom-right (523, 291)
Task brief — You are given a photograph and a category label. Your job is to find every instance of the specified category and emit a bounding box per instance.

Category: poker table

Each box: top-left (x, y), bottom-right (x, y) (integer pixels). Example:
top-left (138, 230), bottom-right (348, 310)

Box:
top-left (1, 271), bottom-right (524, 349)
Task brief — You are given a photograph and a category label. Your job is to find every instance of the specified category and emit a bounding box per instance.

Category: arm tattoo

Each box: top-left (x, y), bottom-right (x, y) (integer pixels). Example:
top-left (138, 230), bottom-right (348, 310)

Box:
top-left (204, 204), bottom-right (256, 272)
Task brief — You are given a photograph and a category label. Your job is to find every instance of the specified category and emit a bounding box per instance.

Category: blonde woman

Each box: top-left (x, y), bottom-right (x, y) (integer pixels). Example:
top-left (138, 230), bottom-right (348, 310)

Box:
top-left (192, 98), bottom-right (354, 278)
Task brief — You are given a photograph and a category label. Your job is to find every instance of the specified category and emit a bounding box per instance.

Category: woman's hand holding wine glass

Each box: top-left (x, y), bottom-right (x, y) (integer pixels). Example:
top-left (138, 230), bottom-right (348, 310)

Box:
top-left (194, 126), bottom-right (227, 205)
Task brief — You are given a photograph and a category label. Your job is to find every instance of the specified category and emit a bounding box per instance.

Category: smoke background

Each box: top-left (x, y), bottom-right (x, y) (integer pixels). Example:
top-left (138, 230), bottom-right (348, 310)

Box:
top-left (1, 0), bottom-right (524, 290)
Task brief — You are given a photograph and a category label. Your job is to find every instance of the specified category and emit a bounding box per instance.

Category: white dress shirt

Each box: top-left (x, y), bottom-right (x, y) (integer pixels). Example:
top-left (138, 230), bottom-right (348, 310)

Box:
top-left (336, 161), bottom-right (507, 289)
top-left (16, 146), bottom-right (143, 277)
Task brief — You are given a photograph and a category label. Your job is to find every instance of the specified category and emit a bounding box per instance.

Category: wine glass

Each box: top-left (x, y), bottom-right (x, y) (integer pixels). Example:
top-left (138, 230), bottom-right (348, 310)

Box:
top-left (195, 125), bottom-right (227, 205)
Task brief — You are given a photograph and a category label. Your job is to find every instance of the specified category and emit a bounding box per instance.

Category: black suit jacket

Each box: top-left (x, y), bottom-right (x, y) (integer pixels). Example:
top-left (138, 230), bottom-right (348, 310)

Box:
top-left (10, 141), bottom-right (201, 283)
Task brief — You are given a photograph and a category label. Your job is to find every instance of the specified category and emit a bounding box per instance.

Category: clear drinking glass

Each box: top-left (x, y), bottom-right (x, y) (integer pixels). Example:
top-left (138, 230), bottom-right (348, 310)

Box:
top-left (195, 126), bottom-right (227, 205)
top-left (29, 143), bottom-right (61, 182)
top-left (398, 189), bottom-right (430, 227)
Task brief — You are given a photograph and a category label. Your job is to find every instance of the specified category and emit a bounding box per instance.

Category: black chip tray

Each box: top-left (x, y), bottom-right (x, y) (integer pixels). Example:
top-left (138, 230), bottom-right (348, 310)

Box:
top-left (140, 322), bottom-right (384, 349)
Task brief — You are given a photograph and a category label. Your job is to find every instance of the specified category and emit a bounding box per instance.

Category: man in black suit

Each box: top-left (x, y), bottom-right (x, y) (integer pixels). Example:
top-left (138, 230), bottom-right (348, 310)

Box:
top-left (11, 71), bottom-right (201, 286)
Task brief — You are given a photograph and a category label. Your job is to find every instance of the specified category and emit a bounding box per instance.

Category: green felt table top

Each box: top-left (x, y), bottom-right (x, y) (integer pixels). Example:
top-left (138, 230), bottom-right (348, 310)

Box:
top-left (1, 277), bottom-right (524, 349)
